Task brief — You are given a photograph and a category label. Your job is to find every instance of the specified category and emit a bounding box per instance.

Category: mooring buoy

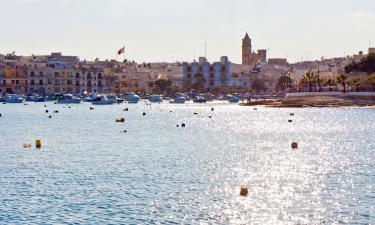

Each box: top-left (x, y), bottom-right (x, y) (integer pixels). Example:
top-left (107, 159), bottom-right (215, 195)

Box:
top-left (240, 185), bottom-right (248, 196)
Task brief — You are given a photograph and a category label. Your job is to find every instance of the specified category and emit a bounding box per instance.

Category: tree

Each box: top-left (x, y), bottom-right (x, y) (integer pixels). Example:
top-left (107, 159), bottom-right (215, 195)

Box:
top-left (154, 79), bottom-right (172, 93)
top-left (348, 77), bottom-right (361, 92)
top-left (345, 53), bottom-right (375, 74)
top-left (276, 75), bottom-right (292, 92)
top-left (325, 78), bottom-right (336, 92)
top-left (300, 72), bottom-right (316, 92)
top-left (191, 73), bottom-right (206, 91)
top-left (337, 73), bottom-right (348, 93)
top-left (362, 74), bottom-right (375, 91)
top-left (251, 78), bottom-right (266, 93)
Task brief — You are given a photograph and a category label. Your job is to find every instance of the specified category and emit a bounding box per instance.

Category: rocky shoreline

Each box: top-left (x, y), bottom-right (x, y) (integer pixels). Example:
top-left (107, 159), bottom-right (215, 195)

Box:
top-left (240, 96), bottom-right (375, 108)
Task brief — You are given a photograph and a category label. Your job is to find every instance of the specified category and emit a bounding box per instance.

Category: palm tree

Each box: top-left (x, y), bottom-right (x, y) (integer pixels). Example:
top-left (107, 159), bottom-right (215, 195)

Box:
top-left (300, 72), bottom-right (316, 92)
top-left (337, 73), bottom-right (348, 93)
top-left (348, 77), bottom-right (361, 92)
top-left (363, 74), bottom-right (375, 91)
top-left (325, 78), bottom-right (336, 92)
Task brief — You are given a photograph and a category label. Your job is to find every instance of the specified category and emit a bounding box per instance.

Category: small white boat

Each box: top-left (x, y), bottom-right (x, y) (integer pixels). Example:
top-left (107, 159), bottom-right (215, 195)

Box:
top-left (5, 94), bottom-right (25, 103)
top-left (126, 92), bottom-right (140, 104)
top-left (149, 94), bottom-right (162, 103)
top-left (92, 95), bottom-right (114, 105)
top-left (57, 94), bottom-right (81, 104)
top-left (170, 96), bottom-right (186, 104)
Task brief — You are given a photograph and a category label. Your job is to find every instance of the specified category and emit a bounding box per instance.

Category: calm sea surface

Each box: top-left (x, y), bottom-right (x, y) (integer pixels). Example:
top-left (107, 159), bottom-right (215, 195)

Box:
top-left (0, 101), bottom-right (374, 224)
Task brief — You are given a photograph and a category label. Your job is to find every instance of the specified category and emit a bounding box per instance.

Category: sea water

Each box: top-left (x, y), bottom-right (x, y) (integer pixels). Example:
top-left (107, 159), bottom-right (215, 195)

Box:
top-left (0, 102), bottom-right (374, 224)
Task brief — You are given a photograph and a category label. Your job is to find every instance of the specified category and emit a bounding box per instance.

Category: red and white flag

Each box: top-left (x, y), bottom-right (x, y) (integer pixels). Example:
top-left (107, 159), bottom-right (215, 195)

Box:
top-left (117, 46), bottom-right (125, 55)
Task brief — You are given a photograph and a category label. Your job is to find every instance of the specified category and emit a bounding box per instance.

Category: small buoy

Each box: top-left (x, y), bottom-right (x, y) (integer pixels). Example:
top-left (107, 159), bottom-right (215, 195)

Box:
top-left (288, 119), bottom-right (292, 123)
top-left (35, 139), bottom-right (41, 148)
top-left (291, 142), bottom-right (298, 149)
top-left (209, 116), bottom-right (212, 118)
top-left (143, 112), bottom-right (146, 116)
top-left (181, 123), bottom-right (186, 127)
top-left (2, 102), bottom-right (6, 104)
top-left (0, 113), bottom-right (2, 117)
top-left (90, 107), bottom-right (94, 110)
top-left (194, 112), bottom-right (198, 115)
top-left (116, 118), bottom-right (125, 122)
top-left (176, 124), bottom-right (180, 127)
top-left (211, 108), bottom-right (214, 111)
top-left (123, 130), bottom-right (127, 133)
top-left (170, 110), bottom-right (172, 113)
top-left (44, 105), bottom-right (47, 107)
top-left (290, 113), bottom-right (294, 116)
top-left (124, 108), bottom-right (128, 111)
top-left (240, 185), bottom-right (248, 196)
top-left (24, 103), bottom-right (28, 105)
top-left (53, 110), bottom-right (59, 113)
top-left (23, 143), bottom-right (31, 148)
top-left (48, 115), bottom-right (52, 118)
top-left (68, 106), bottom-right (71, 109)
top-left (45, 110), bottom-right (49, 113)
top-left (254, 108), bottom-right (257, 110)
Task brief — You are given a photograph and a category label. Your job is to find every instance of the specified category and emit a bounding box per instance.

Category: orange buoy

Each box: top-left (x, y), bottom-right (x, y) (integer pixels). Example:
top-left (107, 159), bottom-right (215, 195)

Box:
top-left (240, 185), bottom-right (248, 196)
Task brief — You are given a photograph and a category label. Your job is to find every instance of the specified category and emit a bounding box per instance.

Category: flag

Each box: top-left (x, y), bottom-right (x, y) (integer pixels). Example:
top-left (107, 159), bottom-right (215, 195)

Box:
top-left (117, 47), bottom-right (125, 55)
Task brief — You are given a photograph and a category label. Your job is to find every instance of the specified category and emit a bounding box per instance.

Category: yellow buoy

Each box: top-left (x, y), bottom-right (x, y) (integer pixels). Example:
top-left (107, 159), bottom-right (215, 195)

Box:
top-left (35, 139), bottom-right (41, 148)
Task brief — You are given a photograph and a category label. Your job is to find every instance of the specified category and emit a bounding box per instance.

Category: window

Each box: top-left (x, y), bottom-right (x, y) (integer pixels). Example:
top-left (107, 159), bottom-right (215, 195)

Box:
top-left (54, 72), bottom-right (60, 78)
top-left (39, 80), bottom-right (43, 85)
top-left (75, 72), bottom-right (80, 79)
top-left (30, 71), bottom-right (35, 77)
top-left (31, 80), bottom-right (35, 85)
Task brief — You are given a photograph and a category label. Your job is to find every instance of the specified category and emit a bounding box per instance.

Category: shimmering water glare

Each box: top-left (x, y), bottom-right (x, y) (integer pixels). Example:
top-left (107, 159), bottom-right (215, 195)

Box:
top-left (0, 102), bottom-right (374, 224)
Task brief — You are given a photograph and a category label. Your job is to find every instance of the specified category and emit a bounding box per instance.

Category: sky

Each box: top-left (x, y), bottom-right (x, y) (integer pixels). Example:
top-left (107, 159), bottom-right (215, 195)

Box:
top-left (0, 0), bottom-right (374, 63)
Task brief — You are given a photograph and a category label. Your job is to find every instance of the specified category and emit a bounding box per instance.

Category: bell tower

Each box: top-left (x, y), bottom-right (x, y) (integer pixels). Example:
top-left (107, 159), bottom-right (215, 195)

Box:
top-left (242, 33), bottom-right (252, 65)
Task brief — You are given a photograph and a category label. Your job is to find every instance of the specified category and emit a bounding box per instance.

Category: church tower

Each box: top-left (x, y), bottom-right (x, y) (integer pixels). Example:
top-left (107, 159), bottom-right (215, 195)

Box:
top-left (242, 33), bottom-right (252, 65)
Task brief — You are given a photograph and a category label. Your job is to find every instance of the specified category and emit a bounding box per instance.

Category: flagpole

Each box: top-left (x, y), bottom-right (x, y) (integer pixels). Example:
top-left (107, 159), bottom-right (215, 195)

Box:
top-left (124, 44), bottom-right (126, 62)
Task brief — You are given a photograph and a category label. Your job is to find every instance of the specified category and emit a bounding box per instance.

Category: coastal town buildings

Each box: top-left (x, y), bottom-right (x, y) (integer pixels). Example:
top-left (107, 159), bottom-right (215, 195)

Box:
top-left (0, 34), bottom-right (373, 95)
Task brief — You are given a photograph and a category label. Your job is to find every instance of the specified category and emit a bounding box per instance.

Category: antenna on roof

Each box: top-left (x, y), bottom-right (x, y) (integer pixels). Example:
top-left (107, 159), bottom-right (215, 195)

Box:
top-left (205, 42), bottom-right (207, 59)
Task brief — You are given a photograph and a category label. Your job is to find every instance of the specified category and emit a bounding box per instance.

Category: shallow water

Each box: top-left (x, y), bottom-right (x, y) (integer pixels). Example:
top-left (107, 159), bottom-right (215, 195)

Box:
top-left (0, 102), bottom-right (374, 224)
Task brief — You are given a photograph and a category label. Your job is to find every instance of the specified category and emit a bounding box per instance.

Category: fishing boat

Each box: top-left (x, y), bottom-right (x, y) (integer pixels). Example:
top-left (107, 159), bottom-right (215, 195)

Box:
top-left (57, 94), bottom-right (81, 104)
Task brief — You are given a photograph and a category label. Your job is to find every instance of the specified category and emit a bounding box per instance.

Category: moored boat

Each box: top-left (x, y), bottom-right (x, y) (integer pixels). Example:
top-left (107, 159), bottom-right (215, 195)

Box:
top-left (169, 96), bottom-right (186, 104)
top-left (5, 94), bottom-right (25, 103)
top-left (149, 94), bottom-right (162, 103)
top-left (126, 92), bottom-right (140, 104)
top-left (227, 95), bottom-right (240, 103)
top-left (57, 94), bottom-right (81, 104)
top-left (92, 95), bottom-right (114, 105)
top-left (193, 96), bottom-right (206, 103)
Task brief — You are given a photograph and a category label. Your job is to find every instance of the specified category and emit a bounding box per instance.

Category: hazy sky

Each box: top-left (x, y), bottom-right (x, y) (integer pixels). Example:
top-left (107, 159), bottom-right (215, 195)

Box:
top-left (0, 0), bottom-right (374, 63)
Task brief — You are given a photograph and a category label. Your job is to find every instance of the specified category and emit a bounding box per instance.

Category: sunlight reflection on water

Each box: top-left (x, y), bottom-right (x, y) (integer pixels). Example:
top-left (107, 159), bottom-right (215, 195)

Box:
top-left (0, 102), bottom-right (374, 224)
